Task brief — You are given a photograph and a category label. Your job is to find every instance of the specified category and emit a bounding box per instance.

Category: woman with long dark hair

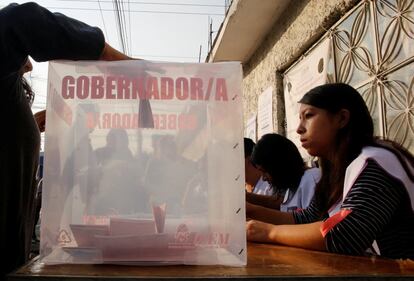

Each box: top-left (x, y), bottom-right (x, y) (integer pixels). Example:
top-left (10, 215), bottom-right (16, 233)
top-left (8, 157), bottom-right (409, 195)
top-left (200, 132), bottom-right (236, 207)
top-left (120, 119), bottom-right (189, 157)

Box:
top-left (0, 2), bottom-right (134, 279)
top-left (246, 83), bottom-right (414, 259)
top-left (246, 133), bottom-right (319, 212)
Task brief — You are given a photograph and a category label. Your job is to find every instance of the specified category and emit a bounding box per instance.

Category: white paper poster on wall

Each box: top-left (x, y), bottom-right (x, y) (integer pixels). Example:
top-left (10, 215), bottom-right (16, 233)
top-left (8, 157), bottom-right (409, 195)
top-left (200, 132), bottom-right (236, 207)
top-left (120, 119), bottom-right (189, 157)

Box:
top-left (283, 38), bottom-right (331, 160)
top-left (257, 87), bottom-right (273, 139)
top-left (245, 114), bottom-right (257, 141)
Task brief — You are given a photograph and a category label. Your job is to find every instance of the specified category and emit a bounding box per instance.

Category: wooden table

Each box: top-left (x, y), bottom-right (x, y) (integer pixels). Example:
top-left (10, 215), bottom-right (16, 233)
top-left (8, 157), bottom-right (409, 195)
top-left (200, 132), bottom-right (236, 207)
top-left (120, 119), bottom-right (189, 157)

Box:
top-left (8, 243), bottom-right (414, 280)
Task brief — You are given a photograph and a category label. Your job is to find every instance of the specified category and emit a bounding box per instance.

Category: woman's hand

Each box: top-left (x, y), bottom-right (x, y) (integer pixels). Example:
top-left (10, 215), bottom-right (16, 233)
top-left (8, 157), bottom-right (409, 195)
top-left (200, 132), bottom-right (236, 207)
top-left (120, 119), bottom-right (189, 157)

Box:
top-left (246, 220), bottom-right (275, 243)
top-left (34, 109), bottom-right (46, 132)
top-left (99, 43), bottom-right (138, 61)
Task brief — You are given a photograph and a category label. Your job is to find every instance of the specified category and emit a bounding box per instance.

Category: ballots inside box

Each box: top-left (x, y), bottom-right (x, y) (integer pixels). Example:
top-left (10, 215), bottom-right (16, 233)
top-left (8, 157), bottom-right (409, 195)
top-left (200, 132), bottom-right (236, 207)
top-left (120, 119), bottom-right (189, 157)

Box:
top-left (109, 217), bottom-right (156, 236)
top-left (95, 233), bottom-right (194, 262)
top-left (152, 203), bottom-right (166, 233)
top-left (69, 224), bottom-right (109, 247)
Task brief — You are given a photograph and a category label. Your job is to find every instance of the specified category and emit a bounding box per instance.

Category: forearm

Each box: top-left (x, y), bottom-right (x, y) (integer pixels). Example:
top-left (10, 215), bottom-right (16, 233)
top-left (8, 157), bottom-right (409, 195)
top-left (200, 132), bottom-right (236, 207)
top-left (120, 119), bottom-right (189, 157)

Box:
top-left (268, 222), bottom-right (326, 251)
top-left (247, 203), bottom-right (295, 225)
top-left (247, 220), bottom-right (326, 251)
top-left (246, 192), bottom-right (282, 210)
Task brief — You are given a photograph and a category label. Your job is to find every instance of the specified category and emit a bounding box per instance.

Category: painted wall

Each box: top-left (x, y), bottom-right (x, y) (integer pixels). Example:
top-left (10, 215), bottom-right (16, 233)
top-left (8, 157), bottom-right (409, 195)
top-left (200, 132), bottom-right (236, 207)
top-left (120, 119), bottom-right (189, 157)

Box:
top-left (242, 0), bottom-right (361, 135)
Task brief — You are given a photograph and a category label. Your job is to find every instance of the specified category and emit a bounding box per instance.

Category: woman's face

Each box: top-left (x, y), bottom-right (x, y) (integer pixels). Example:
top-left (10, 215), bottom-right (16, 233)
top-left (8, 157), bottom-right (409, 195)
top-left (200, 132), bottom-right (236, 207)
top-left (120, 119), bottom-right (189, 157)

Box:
top-left (296, 104), bottom-right (345, 160)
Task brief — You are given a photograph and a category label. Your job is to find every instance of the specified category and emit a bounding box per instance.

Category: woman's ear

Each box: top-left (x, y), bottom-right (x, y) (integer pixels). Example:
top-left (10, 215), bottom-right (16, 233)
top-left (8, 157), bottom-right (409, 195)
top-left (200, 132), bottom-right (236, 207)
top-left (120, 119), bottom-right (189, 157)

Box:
top-left (337, 109), bottom-right (350, 129)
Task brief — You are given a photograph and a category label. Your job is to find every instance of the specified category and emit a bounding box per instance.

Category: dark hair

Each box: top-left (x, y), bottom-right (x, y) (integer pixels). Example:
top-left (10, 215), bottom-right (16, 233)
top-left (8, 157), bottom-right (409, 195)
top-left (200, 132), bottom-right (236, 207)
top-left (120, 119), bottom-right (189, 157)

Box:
top-left (299, 83), bottom-right (414, 213)
top-left (22, 76), bottom-right (34, 105)
top-left (244, 138), bottom-right (255, 158)
top-left (251, 133), bottom-right (305, 195)
top-left (11, 74), bottom-right (34, 105)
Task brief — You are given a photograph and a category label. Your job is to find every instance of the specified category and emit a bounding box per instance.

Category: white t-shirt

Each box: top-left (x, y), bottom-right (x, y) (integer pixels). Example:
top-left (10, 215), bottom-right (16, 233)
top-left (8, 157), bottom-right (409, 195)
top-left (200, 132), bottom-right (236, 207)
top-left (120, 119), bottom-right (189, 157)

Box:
top-left (280, 168), bottom-right (320, 212)
top-left (252, 177), bottom-right (273, 196)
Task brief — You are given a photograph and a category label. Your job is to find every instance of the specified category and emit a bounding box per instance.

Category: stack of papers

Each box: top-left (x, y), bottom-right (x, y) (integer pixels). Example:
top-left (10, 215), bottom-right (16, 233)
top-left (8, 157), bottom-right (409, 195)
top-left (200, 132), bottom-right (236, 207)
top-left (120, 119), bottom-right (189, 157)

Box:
top-left (67, 203), bottom-right (196, 263)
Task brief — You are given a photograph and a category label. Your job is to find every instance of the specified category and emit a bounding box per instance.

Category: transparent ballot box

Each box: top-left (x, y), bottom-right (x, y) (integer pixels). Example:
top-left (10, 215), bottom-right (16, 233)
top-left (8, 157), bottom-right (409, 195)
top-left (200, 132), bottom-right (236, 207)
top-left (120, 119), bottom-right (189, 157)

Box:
top-left (40, 60), bottom-right (246, 266)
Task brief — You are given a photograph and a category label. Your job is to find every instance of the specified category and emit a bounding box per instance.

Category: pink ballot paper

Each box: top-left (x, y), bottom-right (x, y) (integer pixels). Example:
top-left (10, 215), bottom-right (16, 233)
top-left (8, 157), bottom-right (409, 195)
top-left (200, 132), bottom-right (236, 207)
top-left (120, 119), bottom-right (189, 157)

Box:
top-left (152, 203), bottom-right (167, 233)
top-left (70, 224), bottom-right (109, 247)
top-left (109, 217), bottom-right (156, 236)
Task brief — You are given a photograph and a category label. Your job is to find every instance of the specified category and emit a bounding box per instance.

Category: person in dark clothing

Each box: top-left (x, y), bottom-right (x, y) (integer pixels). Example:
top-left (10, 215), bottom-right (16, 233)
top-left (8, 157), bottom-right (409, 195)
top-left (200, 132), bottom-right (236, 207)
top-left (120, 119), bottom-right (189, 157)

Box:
top-left (95, 128), bottom-right (133, 165)
top-left (0, 2), bottom-right (135, 279)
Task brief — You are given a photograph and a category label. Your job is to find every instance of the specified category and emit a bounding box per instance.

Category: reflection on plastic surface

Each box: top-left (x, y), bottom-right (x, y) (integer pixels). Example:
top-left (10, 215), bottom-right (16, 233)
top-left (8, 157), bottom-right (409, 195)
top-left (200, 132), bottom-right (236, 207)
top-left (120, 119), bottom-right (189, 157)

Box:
top-left (40, 60), bottom-right (246, 266)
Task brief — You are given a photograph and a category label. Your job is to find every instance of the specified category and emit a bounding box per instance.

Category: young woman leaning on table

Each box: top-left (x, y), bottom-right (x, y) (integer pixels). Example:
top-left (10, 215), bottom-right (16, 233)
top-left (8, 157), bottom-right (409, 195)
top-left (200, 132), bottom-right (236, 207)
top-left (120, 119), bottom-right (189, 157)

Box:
top-left (246, 133), bottom-right (319, 212)
top-left (0, 2), bottom-right (138, 279)
top-left (246, 83), bottom-right (414, 260)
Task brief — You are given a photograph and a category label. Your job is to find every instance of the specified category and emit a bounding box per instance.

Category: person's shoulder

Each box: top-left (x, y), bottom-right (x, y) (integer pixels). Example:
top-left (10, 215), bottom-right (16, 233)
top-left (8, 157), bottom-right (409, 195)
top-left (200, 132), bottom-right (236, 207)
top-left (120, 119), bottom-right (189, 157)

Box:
top-left (303, 167), bottom-right (321, 182)
top-left (359, 145), bottom-right (406, 165)
top-left (0, 2), bottom-right (43, 30)
top-left (254, 177), bottom-right (270, 190)
top-left (296, 168), bottom-right (319, 195)
top-left (358, 145), bottom-right (413, 180)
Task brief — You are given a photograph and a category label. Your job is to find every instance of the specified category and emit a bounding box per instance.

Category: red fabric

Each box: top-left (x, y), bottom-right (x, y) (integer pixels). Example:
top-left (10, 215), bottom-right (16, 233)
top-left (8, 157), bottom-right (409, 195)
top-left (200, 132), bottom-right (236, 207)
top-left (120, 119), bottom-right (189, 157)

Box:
top-left (320, 209), bottom-right (352, 237)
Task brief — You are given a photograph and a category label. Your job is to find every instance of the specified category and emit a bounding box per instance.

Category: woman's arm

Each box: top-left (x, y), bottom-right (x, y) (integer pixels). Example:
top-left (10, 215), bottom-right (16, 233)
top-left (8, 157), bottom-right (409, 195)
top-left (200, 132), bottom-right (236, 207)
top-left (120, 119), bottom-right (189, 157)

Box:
top-left (323, 160), bottom-right (409, 256)
top-left (246, 202), bottom-right (295, 225)
top-left (246, 192), bottom-right (283, 210)
top-left (1, 2), bottom-right (105, 75)
top-left (246, 220), bottom-right (326, 251)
